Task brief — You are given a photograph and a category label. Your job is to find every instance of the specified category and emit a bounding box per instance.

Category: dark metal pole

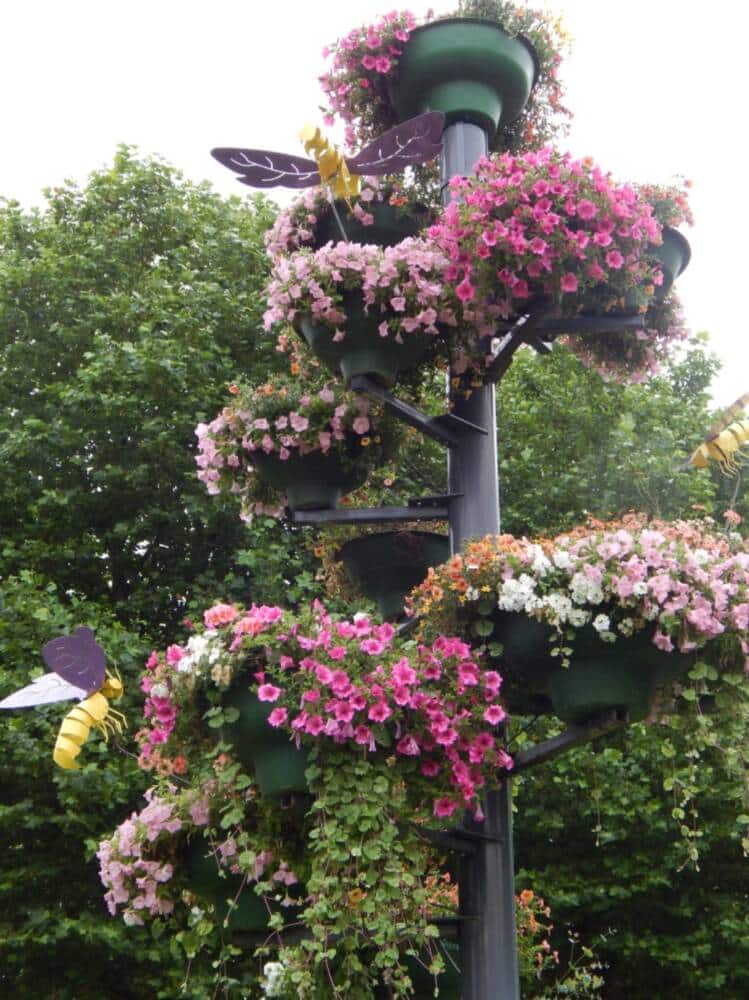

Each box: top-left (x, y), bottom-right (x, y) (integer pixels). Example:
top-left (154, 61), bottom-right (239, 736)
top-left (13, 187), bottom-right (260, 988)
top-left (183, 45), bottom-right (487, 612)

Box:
top-left (443, 121), bottom-right (520, 999)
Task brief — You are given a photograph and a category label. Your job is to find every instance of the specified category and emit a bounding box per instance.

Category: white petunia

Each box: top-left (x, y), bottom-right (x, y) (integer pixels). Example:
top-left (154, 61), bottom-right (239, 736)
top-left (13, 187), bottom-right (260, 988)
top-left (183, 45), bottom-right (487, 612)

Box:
top-left (592, 614), bottom-right (611, 633)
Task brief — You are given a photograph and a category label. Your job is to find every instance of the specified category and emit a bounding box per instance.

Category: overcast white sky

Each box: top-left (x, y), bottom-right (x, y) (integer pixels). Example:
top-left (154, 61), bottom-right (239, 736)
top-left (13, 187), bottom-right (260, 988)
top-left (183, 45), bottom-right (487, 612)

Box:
top-left (2, 0), bottom-right (746, 408)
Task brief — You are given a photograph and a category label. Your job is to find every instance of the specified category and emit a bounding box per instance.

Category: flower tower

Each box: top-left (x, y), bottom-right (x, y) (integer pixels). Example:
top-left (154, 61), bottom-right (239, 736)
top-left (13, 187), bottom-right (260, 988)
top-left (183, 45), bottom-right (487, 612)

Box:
top-left (93, 6), bottom-right (747, 1000)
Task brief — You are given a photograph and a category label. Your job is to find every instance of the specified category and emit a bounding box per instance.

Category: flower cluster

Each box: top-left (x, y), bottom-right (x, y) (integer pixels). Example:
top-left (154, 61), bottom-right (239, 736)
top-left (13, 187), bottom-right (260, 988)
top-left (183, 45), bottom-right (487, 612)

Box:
top-left (319, 9), bottom-right (418, 149)
top-left (409, 514), bottom-right (749, 669)
top-left (263, 237), bottom-right (458, 349)
top-left (431, 147), bottom-right (662, 313)
top-left (195, 373), bottom-right (394, 520)
top-left (264, 177), bottom-right (432, 258)
top-left (98, 780), bottom-right (300, 930)
top-left (561, 289), bottom-right (690, 384)
top-left (137, 623), bottom-right (227, 773)
top-left (635, 178), bottom-right (694, 228)
top-left (428, 147), bottom-right (681, 381)
top-left (98, 785), bottom-right (208, 925)
top-left (140, 600), bottom-right (512, 819)
top-left (319, 3), bottom-right (571, 153)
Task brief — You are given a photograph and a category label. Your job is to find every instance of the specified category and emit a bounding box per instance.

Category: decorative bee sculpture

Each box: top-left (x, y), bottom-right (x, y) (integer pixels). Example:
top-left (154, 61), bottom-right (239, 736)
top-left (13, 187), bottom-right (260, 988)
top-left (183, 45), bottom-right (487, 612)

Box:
top-left (688, 391), bottom-right (749, 475)
top-left (0, 627), bottom-right (125, 770)
top-left (211, 110), bottom-right (445, 199)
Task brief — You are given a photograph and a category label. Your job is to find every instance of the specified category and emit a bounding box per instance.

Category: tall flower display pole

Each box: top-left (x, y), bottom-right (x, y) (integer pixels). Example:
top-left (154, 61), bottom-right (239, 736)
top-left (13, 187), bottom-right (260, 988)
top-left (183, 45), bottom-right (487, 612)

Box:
top-left (443, 120), bottom-right (519, 1000)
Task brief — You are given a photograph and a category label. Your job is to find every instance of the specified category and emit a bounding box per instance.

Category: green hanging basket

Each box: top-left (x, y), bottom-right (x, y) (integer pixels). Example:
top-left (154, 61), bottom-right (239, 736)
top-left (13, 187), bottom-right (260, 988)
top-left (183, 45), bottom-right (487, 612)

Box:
top-left (185, 836), bottom-right (270, 932)
top-left (314, 200), bottom-right (433, 249)
top-left (651, 226), bottom-right (691, 301)
top-left (339, 531), bottom-right (449, 620)
top-left (250, 442), bottom-right (370, 512)
top-left (297, 290), bottom-right (439, 387)
top-left (389, 18), bottom-right (538, 139)
top-left (579, 226), bottom-right (691, 319)
top-left (492, 612), bottom-right (693, 723)
top-left (219, 684), bottom-right (309, 797)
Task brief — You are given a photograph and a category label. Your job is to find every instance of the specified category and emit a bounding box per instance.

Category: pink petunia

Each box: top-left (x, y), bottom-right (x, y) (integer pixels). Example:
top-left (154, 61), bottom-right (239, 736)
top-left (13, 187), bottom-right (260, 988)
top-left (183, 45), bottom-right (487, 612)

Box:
top-left (560, 272), bottom-right (578, 293)
top-left (483, 704), bottom-right (507, 725)
top-left (433, 796), bottom-right (460, 818)
top-left (268, 707), bottom-right (288, 727)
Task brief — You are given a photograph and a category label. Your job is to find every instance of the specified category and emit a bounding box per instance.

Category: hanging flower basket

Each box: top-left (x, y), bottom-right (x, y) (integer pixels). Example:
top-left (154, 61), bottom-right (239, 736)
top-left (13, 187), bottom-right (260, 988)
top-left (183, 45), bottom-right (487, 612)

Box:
top-left (428, 147), bottom-right (688, 382)
top-left (408, 515), bottom-right (749, 721)
top-left (220, 684), bottom-right (309, 798)
top-left (339, 530), bottom-right (449, 620)
top-left (651, 226), bottom-right (691, 300)
top-left (493, 612), bottom-right (691, 723)
top-left (185, 835), bottom-right (271, 931)
top-left (249, 442), bottom-right (370, 512)
top-left (296, 289), bottom-right (438, 386)
top-left (319, 8), bottom-right (570, 153)
top-left (264, 239), bottom-right (458, 387)
top-left (196, 373), bottom-right (398, 518)
top-left (389, 18), bottom-right (538, 140)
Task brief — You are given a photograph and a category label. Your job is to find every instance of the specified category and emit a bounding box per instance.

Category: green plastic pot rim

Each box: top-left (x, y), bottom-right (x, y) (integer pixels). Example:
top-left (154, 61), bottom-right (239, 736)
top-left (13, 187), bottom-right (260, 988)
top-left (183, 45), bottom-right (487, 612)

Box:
top-left (660, 226), bottom-right (691, 276)
top-left (406, 16), bottom-right (540, 88)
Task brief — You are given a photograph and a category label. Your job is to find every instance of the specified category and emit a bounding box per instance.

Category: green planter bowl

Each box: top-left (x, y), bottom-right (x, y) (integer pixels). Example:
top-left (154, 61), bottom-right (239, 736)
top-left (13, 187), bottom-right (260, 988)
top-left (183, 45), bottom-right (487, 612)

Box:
top-left (314, 200), bottom-right (433, 249)
top-left (250, 442), bottom-right (370, 512)
top-left (185, 836), bottom-right (269, 931)
top-left (219, 684), bottom-right (309, 797)
top-left (339, 531), bottom-right (449, 620)
top-left (579, 226), bottom-right (691, 319)
top-left (493, 612), bottom-right (693, 724)
top-left (651, 226), bottom-right (691, 301)
top-left (297, 290), bottom-right (441, 387)
top-left (389, 18), bottom-right (538, 139)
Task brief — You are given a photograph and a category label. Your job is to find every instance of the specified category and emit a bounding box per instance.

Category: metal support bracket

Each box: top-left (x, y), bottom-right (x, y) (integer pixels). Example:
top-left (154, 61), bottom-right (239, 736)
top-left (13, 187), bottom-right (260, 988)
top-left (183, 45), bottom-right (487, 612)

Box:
top-left (512, 708), bottom-right (629, 773)
top-left (349, 374), bottom-right (487, 446)
top-left (538, 313), bottom-right (646, 335)
top-left (288, 494), bottom-right (462, 525)
top-left (484, 306), bottom-right (552, 384)
top-left (289, 504), bottom-right (449, 525)
top-left (415, 821), bottom-right (504, 856)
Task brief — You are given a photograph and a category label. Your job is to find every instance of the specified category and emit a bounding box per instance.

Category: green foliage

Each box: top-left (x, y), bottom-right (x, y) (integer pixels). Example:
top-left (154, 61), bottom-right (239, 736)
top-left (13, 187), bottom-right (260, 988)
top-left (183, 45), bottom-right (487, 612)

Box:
top-left (0, 147), bottom-right (280, 637)
top-left (0, 571), bottom-right (204, 998)
top-left (497, 338), bottom-right (720, 536)
top-left (514, 696), bottom-right (749, 998)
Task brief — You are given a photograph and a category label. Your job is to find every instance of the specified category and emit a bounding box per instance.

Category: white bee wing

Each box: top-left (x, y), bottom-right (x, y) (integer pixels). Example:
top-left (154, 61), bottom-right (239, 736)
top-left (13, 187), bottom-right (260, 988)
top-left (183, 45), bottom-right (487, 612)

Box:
top-left (0, 672), bottom-right (87, 709)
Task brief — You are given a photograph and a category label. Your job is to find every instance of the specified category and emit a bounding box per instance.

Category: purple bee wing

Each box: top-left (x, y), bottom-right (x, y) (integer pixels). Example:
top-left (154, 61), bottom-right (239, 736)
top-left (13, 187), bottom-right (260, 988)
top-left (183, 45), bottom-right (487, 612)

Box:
top-left (41, 627), bottom-right (105, 696)
top-left (345, 112), bottom-right (445, 176)
top-left (211, 148), bottom-right (321, 189)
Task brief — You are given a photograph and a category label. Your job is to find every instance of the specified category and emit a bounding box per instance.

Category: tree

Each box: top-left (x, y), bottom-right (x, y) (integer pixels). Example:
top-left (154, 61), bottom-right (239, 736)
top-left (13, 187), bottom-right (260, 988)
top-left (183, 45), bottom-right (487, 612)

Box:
top-left (0, 147), bottom-right (288, 638)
